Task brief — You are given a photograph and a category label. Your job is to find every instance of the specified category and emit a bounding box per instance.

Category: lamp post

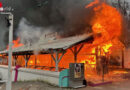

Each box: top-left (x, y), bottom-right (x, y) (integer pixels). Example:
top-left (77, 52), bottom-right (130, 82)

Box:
top-left (0, 12), bottom-right (13, 90)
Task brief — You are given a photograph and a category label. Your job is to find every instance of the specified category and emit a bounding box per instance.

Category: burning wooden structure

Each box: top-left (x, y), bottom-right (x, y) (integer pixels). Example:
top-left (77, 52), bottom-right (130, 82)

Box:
top-left (0, 33), bottom-right (94, 72)
top-left (0, 0), bottom-right (129, 84)
top-left (0, 31), bottom-right (126, 81)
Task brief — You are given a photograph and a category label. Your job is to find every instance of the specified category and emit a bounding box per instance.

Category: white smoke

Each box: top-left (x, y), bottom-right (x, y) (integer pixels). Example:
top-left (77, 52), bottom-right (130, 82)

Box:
top-left (17, 18), bottom-right (55, 45)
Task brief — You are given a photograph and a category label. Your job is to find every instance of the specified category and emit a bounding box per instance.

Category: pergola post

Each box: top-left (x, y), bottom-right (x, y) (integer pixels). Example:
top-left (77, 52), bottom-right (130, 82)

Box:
top-left (70, 44), bottom-right (84, 63)
top-left (13, 55), bottom-right (18, 66)
top-left (55, 51), bottom-right (59, 71)
top-left (23, 55), bottom-right (31, 68)
top-left (35, 55), bottom-right (37, 68)
top-left (95, 47), bottom-right (99, 74)
top-left (122, 49), bottom-right (124, 69)
top-left (51, 50), bottom-right (66, 72)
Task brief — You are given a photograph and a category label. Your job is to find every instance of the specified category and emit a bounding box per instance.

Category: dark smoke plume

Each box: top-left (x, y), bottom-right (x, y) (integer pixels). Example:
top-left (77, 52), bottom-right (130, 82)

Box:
top-left (0, 0), bottom-right (94, 50)
top-left (0, 0), bottom-right (129, 50)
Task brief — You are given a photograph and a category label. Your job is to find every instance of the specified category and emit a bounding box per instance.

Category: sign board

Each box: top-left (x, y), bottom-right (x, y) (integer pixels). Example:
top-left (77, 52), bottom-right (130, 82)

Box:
top-left (74, 63), bottom-right (81, 78)
top-left (0, 1), bottom-right (13, 12)
top-left (0, 2), bottom-right (3, 11)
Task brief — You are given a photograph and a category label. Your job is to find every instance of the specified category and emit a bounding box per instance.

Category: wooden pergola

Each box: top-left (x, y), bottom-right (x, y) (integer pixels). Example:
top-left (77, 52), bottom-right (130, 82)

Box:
top-left (0, 33), bottom-right (94, 71)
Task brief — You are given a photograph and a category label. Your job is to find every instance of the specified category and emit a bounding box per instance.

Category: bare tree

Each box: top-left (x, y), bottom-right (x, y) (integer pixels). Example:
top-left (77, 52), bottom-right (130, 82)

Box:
top-left (112, 0), bottom-right (129, 18)
top-left (111, 0), bottom-right (130, 47)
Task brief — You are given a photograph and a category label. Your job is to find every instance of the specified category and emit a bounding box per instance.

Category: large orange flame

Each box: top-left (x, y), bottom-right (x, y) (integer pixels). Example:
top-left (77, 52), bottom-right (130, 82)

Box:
top-left (7, 38), bottom-right (24, 50)
top-left (81, 0), bottom-right (123, 70)
top-left (91, 3), bottom-right (122, 43)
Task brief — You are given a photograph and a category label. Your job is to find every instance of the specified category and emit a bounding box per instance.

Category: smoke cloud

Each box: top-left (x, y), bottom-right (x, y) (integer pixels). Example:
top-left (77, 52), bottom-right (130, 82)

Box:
top-left (0, 0), bottom-right (129, 50)
top-left (0, 0), bottom-right (94, 50)
top-left (17, 18), bottom-right (55, 45)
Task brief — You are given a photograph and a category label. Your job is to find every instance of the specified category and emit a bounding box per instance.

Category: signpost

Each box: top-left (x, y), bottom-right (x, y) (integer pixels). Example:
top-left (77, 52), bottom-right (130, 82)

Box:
top-left (7, 13), bottom-right (13, 90)
top-left (0, 2), bottom-right (14, 90)
top-left (0, 12), bottom-right (13, 90)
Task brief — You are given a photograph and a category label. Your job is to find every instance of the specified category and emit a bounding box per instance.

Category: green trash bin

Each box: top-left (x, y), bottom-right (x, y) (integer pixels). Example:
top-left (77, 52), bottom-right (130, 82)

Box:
top-left (59, 69), bottom-right (69, 87)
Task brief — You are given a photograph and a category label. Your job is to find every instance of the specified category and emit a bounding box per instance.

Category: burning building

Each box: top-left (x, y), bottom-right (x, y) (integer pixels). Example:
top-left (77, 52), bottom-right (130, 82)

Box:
top-left (0, 0), bottom-right (129, 86)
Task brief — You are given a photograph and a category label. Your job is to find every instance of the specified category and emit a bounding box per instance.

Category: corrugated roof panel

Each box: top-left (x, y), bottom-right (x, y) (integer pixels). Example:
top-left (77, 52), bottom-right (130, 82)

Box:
top-left (0, 33), bottom-right (93, 54)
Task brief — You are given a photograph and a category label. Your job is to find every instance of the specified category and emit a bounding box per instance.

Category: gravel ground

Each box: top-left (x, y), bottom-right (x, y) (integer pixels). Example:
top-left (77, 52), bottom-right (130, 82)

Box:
top-left (0, 81), bottom-right (74, 90)
top-left (81, 80), bottom-right (130, 90)
top-left (0, 78), bottom-right (130, 90)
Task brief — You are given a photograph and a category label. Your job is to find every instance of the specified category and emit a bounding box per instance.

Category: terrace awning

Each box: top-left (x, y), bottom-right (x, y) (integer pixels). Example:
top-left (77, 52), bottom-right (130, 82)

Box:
top-left (0, 33), bottom-right (93, 55)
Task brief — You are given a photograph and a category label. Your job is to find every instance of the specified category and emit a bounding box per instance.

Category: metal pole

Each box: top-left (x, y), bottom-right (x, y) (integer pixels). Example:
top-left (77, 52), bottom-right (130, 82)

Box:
top-left (7, 13), bottom-right (13, 90)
